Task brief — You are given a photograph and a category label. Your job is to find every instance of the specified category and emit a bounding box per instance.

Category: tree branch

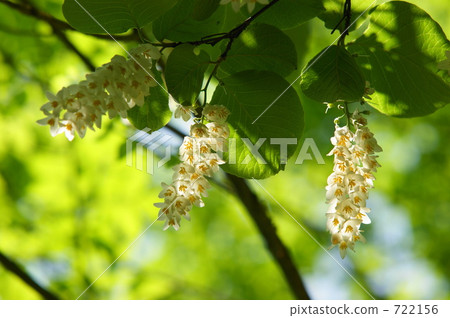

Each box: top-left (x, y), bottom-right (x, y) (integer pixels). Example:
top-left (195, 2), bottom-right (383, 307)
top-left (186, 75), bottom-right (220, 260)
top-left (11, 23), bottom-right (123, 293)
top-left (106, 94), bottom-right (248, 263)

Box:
top-left (51, 25), bottom-right (96, 72)
top-left (5, 0), bottom-right (96, 71)
top-left (0, 251), bottom-right (60, 300)
top-left (165, 124), bottom-right (310, 300)
top-left (1, 0), bottom-right (279, 54)
top-left (155, 0), bottom-right (281, 50)
top-left (4, 0), bottom-right (309, 299)
top-left (226, 174), bottom-right (310, 300)
top-left (0, 0), bottom-right (140, 42)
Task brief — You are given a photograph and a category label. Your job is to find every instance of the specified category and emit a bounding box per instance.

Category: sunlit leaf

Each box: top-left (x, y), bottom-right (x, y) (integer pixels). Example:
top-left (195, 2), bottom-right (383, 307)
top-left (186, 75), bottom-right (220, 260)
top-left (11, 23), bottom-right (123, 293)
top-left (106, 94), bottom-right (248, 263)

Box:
top-left (348, 1), bottom-right (450, 117)
top-left (318, 0), bottom-right (382, 33)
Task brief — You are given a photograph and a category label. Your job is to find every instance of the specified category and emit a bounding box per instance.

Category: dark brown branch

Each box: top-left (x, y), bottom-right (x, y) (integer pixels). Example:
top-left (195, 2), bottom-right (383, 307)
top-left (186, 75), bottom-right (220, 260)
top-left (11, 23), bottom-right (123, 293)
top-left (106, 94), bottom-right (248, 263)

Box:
top-left (165, 124), bottom-right (310, 300)
top-left (1, 0), bottom-right (278, 51)
top-left (226, 174), bottom-right (310, 300)
top-left (0, 0), bottom-right (70, 30)
top-left (164, 124), bottom-right (185, 139)
top-left (7, 0), bottom-right (96, 71)
top-left (0, 0), bottom-right (139, 42)
top-left (0, 251), bottom-right (60, 300)
top-left (51, 25), bottom-right (96, 72)
top-left (4, 0), bottom-right (308, 299)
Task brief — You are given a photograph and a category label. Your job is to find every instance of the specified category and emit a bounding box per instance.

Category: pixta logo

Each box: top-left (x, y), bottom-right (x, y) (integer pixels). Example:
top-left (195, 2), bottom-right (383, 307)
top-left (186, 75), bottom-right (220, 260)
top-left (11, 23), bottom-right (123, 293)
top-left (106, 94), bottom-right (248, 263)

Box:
top-left (126, 128), bottom-right (174, 175)
top-left (226, 137), bottom-right (325, 165)
top-left (126, 129), bottom-right (325, 174)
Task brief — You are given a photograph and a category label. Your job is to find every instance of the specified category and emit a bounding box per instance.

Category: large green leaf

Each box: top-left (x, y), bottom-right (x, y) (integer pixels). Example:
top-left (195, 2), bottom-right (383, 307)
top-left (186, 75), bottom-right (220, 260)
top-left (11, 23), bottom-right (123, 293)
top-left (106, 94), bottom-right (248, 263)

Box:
top-left (257, 0), bottom-right (325, 30)
top-left (62, 0), bottom-right (177, 34)
top-left (348, 1), bottom-right (450, 117)
top-left (300, 45), bottom-right (365, 103)
top-left (165, 44), bottom-right (210, 105)
top-left (192, 0), bottom-right (220, 21)
top-left (152, 0), bottom-right (226, 42)
top-left (127, 72), bottom-right (171, 131)
top-left (219, 23), bottom-right (297, 77)
top-left (211, 71), bottom-right (303, 179)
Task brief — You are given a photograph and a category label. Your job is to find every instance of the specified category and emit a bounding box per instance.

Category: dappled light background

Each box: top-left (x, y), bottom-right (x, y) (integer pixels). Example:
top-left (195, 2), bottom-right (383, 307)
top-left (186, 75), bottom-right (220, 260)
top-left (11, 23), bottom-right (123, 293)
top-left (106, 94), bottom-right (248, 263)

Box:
top-left (0, 0), bottom-right (449, 299)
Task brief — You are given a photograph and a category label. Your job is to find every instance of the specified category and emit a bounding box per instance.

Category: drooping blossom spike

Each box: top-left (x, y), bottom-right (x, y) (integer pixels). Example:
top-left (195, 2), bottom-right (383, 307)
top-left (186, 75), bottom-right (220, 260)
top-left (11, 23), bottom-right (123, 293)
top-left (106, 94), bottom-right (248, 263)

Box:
top-left (325, 110), bottom-right (382, 258)
top-left (155, 105), bottom-right (230, 230)
top-left (37, 44), bottom-right (160, 140)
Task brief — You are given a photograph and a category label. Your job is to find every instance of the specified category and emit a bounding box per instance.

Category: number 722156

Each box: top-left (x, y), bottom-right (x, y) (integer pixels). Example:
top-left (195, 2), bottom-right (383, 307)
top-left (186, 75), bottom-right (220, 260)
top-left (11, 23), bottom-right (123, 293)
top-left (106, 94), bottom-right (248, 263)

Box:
top-left (394, 305), bottom-right (438, 315)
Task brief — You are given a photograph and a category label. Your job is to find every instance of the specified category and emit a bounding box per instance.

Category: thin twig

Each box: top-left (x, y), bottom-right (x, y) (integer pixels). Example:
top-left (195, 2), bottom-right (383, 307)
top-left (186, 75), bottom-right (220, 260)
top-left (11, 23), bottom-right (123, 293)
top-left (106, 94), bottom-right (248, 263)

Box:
top-left (0, 251), bottom-right (60, 300)
top-left (155, 0), bottom-right (281, 50)
top-left (335, 0), bottom-right (352, 46)
top-left (198, 0), bottom-right (282, 105)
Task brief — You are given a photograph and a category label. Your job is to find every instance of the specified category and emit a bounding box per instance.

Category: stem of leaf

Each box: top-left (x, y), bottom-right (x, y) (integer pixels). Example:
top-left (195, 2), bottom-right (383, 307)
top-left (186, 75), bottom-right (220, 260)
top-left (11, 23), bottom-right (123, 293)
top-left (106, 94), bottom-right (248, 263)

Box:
top-left (151, 0), bottom-right (281, 49)
top-left (336, 0), bottom-right (352, 46)
top-left (198, 0), bottom-right (281, 108)
top-left (344, 102), bottom-right (353, 128)
top-left (201, 61), bottom-right (222, 107)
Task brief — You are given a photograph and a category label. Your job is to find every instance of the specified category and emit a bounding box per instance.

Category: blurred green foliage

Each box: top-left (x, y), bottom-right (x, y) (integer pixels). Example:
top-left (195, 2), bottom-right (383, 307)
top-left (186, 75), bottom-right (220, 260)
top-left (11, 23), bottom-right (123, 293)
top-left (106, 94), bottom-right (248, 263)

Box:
top-left (0, 0), bottom-right (449, 300)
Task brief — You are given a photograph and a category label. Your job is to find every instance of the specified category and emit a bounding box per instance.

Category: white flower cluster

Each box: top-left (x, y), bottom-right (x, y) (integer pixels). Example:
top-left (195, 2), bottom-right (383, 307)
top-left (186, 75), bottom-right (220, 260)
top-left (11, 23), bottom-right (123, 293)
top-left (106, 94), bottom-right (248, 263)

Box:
top-left (220, 0), bottom-right (269, 13)
top-left (326, 110), bottom-right (382, 258)
top-left (37, 44), bottom-right (161, 141)
top-left (155, 105), bottom-right (231, 230)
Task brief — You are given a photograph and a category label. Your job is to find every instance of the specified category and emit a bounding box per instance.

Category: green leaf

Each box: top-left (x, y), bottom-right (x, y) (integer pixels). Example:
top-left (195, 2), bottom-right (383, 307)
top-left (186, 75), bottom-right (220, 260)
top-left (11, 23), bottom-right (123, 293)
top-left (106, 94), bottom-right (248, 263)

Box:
top-left (192, 0), bottom-right (220, 21)
top-left (348, 1), bottom-right (450, 117)
top-left (152, 0), bottom-right (225, 42)
top-left (62, 0), bottom-right (178, 34)
top-left (195, 44), bottom-right (223, 62)
top-left (127, 72), bottom-right (171, 131)
top-left (165, 44), bottom-right (210, 105)
top-left (319, 0), bottom-right (381, 33)
top-left (211, 71), bottom-right (303, 179)
top-left (219, 23), bottom-right (297, 77)
top-left (300, 45), bottom-right (365, 103)
top-left (257, 0), bottom-right (325, 30)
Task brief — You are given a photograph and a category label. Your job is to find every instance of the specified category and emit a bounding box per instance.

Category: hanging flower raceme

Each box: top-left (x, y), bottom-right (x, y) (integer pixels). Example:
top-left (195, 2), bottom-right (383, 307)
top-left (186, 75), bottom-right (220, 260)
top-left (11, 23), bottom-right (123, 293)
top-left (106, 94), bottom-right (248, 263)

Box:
top-left (37, 44), bottom-right (161, 141)
top-left (325, 109), bottom-right (382, 258)
top-left (155, 104), bottom-right (230, 230)
top-left (220, 0), bottom-right (269, 13)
